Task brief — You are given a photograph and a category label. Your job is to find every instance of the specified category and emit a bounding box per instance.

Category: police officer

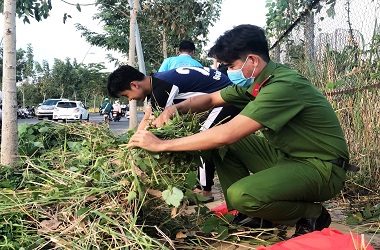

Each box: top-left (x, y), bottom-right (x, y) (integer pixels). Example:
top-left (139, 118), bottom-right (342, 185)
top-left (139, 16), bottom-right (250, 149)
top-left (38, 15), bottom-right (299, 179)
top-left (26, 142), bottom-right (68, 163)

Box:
top-left (126, 24), bottom-right (355, 237)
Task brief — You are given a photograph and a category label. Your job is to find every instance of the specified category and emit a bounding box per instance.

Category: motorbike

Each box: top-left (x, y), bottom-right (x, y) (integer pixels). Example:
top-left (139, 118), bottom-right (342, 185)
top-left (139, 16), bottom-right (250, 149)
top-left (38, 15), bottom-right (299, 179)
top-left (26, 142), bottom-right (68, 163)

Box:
top-left (26, 106), bottom-right (35, 117)
top-left (112, 110), bottom-right (121, 122)
top-left (103, 112), bottom-right (112, 124)
top-left (17, 108), bottom-right (30, 119)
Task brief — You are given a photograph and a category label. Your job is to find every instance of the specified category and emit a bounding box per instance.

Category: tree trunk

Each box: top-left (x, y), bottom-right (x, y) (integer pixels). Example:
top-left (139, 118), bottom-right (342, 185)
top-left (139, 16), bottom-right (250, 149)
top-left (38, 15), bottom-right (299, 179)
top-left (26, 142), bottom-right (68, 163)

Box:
top-left (128, 0), bottom-right (139, 130)
top-left (162, 29), bottom-right (168, 59)
top-left (22, 83), bottom-right (25, 108)
top-left (304, 10), bottom-right (315, 61)
top-left (1, 0), bottom-right (18, 166)
top-left (93, 94), bottom-right (97, 112)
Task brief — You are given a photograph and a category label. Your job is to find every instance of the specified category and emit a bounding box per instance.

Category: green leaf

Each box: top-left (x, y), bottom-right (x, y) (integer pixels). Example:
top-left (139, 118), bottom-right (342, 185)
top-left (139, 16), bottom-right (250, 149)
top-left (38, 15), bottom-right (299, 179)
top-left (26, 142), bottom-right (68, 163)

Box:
top-left (346, 212), bottom-right (363, 225)
top-left (326, 82), bottom-right (335, 90)
top-left (362, 205), bottom-right (372, 219)
top-left (185, 171), bottom-right (197, 189)
top-left (196, 193), bottom-right (212, 202)
top-left (69, 166), bottom-right (79, 172)
top-left (151, 153), bottom-right (160, 159)
top-left (335, 80), bottom-right (344, 86)
top-left (126, 190), bottom-right (137, 203)
top-left (201, 224), bottom-right (215, 234)
top-left (201, 216), bottom-right (220, 233)
top-left (77, 207), bottom-right (90, 217)
top-left (33, 141), bottom-right (43, 148)
top-left (222, 214), bottom-right (235, 223)
top-left (23, 16), bottom-right (30, 24)
top-left (18, 123), bottom-right (29, 135)
top-left (217, 226), bottom-right (229, 240)
top-left (38, 126), bottom-right (49, 133)
top-left (162, 187), bottom-right (183, 207)
top-left (0, 180), bottom-right (12, 188)
top-left (373, 204), bottom-right (380, 217)
top-left (76, 3), bottom-right (81, 12)
top-left (136, 158), bottom-right (147, 171)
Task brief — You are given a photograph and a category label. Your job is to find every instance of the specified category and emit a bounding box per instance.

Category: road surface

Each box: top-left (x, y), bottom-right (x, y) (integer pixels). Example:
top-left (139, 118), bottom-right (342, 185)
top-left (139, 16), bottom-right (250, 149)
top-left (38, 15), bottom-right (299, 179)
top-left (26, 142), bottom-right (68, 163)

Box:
top-left (17, 112), bottom-right (144, 135)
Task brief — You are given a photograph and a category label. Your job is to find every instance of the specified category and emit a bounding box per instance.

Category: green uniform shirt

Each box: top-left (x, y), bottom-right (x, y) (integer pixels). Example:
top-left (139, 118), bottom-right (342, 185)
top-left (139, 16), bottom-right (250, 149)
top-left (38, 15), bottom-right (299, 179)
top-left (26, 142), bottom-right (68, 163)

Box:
top-left (220, 60), bottom-right (349, 178)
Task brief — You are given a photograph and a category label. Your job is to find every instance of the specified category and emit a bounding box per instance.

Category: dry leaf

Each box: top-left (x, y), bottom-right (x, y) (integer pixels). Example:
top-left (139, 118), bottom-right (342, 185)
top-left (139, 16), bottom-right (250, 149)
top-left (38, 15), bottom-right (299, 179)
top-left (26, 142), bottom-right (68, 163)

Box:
top-left (38, 219), bottom-right (61, 234)
top-left (171, 207), bottom-right (178, 218)
top-left (85, 195), bottom-right (97, 202)
top-left (176, 231), bottom-right (187, 239)
top-left (147, 189), bottom-right (162, 198)
top-left (112, 159), bottom-right (121, 165)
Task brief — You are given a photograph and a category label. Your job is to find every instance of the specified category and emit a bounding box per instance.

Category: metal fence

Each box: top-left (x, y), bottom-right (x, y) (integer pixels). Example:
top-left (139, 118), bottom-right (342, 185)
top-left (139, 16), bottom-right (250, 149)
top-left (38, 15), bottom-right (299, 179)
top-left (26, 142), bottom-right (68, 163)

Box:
top-left (269, 0), bottom-right (379, 86)
top-left (269, 0), bottom-right (380, 192)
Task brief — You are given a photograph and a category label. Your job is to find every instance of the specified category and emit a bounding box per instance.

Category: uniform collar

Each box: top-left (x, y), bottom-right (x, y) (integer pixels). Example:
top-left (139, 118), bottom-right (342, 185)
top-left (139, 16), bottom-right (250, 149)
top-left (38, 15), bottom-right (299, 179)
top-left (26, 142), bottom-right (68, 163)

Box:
top-left (247, 60), bottom-right (276, 97)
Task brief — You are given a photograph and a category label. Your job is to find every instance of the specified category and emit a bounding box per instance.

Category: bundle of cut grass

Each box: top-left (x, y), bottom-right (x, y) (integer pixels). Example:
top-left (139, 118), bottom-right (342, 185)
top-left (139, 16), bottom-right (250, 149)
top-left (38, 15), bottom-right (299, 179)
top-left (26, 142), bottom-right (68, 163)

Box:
top-left (0, 113), bottom-right (209, 249)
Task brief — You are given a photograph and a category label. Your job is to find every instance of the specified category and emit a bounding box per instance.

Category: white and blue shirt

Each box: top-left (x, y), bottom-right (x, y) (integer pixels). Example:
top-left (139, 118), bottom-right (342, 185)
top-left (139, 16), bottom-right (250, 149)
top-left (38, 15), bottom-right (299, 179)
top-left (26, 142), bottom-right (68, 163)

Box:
top-left (148, 66), bottom-right (233, 111)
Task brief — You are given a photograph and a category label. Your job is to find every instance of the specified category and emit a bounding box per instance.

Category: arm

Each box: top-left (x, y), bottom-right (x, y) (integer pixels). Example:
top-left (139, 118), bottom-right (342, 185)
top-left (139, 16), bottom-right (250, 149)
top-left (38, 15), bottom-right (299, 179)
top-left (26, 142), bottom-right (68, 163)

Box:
top-left (137, 106), bottom-right (153, 130)
top-left (153, 90), bottom-right (226, 127)
top-left (127, 114), bottom-right (263, 152)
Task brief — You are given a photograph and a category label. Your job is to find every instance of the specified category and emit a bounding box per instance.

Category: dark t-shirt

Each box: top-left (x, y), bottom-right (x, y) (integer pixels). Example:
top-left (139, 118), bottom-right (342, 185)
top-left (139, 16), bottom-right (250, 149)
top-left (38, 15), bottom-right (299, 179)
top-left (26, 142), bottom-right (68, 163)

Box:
top-left (148, 66), bottom-right (232, 111)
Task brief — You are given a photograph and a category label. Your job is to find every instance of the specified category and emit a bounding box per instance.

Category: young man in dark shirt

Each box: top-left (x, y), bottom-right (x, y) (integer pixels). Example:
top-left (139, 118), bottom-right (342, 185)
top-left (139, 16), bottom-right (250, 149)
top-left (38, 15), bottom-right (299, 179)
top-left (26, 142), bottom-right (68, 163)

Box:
top-left (108, 65), bottom-right (241, 200)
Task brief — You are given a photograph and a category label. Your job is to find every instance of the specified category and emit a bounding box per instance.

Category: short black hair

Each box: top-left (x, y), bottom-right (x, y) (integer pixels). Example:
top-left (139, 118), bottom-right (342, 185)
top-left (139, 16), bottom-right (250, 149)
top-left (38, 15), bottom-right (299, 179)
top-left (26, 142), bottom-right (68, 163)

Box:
top-left (207, 45), bottom-right (216, 58)
top-left (107, 65), bottom-right (145, 98)
top-left (179, 40), bottom-right (196, 53)
top-left (213, 24), bottom-right (270, 64)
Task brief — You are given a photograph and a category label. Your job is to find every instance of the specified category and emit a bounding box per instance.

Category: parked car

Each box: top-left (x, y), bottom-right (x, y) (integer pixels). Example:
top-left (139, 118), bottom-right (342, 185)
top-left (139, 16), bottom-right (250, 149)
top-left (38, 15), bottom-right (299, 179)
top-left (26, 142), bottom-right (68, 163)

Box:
top-left (53, 101), bottom-right (90, 122)
top-left (36, 98), bottom-right (69, 120)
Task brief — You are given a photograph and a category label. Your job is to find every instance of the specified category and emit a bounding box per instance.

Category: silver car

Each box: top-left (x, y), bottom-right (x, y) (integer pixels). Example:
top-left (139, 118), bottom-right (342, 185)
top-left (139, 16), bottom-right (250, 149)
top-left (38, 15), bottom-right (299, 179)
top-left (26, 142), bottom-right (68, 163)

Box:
top-left (36, 98), bottom-right (68, 120)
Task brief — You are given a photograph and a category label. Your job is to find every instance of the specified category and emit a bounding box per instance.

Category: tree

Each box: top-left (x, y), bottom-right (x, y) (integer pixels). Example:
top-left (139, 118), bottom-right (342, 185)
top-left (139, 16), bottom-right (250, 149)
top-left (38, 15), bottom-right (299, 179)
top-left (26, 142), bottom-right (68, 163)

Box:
top-left (18, 44), bottom-right (36, 107)
top-left (75, 0), bottom-right (221, 129)
top-left (75, 63), bottom-right (108, 108)
top-left (75, 0), bottom-right (222, 73)
top-left (127, 0), bottom-right (139, 129)
top-left (35, 60), bottom-right (53, 101)
top-left (0, 0), bottom-right (53, 24)
top-left (0, 0), bottom-right (53, 165)
top-left (1, 0), bottom-right (18, 165)
top-left (0, 47), bottom-right (31, 83)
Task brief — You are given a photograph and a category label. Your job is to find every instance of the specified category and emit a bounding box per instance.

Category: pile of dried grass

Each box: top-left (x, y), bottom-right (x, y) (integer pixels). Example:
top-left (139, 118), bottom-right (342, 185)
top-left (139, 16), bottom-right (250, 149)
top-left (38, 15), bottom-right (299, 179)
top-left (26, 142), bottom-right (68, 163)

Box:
top-left (0, 114), bottom-right (207, 249)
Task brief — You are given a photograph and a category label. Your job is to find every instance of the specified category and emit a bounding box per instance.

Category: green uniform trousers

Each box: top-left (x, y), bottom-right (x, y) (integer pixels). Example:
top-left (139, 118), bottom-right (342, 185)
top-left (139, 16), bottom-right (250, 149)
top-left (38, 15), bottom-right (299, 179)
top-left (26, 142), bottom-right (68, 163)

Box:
top-left (213, 134), bottom-right (346, 226)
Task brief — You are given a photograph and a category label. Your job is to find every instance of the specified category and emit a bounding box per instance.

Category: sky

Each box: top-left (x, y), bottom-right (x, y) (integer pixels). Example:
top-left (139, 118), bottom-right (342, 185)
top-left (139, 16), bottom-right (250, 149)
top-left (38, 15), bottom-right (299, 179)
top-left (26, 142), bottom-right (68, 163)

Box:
top-left (1, 0), bottom-right (268, 72)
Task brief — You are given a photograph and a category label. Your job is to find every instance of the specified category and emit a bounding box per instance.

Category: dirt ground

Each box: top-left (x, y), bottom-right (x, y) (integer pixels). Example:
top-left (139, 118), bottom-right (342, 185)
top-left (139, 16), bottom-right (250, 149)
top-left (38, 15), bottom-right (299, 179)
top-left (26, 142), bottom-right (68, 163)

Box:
top-left (186, 180), bottom-right (380, 249)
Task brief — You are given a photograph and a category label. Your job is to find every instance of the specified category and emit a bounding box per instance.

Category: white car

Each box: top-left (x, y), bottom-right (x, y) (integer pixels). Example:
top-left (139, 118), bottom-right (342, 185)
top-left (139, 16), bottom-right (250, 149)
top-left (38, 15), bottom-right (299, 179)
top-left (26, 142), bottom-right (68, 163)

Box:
top-left (36, 98), bottom-right (69, 120)
top-left (53, 101), bottom-right (90, 122)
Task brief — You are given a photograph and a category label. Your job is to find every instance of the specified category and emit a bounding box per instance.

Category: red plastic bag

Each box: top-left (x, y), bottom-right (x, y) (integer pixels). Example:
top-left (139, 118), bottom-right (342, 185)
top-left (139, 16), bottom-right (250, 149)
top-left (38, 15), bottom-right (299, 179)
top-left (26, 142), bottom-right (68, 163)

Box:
top-left (257, 228), bottom-right (375, 250)
top-left (209, 202), bottom-right (238, 217)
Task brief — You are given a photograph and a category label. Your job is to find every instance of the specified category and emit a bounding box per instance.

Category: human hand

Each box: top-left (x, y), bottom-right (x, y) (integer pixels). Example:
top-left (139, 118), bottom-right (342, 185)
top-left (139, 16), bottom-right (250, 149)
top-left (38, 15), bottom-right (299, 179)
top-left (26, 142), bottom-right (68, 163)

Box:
top-left (152, 106), bottom-right (177, 128)
top-left (127, 130), bottom-right (164, 152)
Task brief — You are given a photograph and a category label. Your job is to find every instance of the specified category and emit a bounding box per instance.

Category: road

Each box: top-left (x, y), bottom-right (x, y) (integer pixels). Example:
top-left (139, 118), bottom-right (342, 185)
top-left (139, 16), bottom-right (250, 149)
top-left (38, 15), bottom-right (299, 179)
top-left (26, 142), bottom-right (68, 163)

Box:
top-left (17, 112), bottom-right (145, 135)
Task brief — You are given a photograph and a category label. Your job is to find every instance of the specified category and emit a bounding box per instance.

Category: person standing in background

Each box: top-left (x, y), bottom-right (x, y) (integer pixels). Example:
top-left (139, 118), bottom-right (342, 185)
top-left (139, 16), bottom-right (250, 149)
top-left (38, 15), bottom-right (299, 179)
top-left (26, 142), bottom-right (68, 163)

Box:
top-left (113, 100), bottom-right (122, 113)
top-left (158, 40), bottom-right (203, 72)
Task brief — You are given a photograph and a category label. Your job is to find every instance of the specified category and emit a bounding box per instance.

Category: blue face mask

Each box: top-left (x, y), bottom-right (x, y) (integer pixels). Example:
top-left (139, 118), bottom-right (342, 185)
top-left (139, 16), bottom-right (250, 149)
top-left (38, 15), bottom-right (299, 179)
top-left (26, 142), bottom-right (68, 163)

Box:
top-left (227, 57), bottom-right (256, 88)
